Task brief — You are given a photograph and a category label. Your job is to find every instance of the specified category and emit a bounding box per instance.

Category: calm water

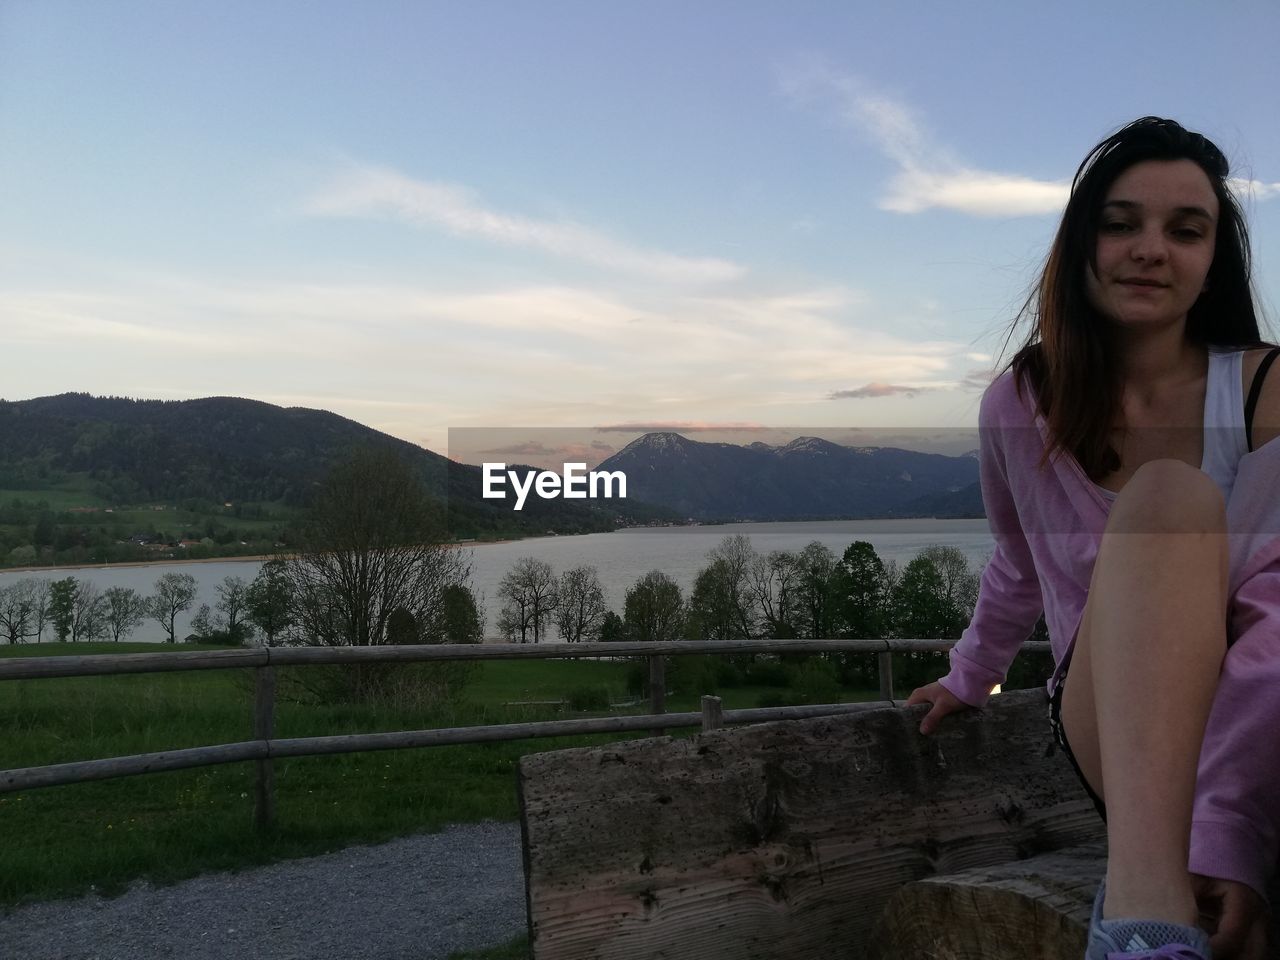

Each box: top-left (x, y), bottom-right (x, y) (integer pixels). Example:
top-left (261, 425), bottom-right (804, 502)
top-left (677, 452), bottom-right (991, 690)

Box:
top-left (0, 518), bottom-right (993, 644)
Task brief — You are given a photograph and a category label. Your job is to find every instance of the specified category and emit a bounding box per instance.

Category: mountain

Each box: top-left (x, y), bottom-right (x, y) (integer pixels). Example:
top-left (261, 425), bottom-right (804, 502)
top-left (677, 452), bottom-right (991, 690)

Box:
top-left (0, 393), bottom-right (434, 505)
top-left (595, 432), bottom-right (982, 521)
top-left (0, 396), bottom-right (981, 559)
top-left (0, 394), bottom-right (670, 539)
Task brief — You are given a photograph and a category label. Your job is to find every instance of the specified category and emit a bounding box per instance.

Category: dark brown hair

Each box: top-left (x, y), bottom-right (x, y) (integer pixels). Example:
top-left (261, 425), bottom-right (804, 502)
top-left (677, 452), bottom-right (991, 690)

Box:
top-left (1003, 117), bottom-right (1269, 477)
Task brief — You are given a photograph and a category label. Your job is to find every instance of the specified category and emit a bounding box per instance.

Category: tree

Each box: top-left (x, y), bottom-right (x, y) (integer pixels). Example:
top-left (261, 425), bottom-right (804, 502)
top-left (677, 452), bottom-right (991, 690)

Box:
top-left (189, 603), bottom-right (218, 641)
top-left (29, 578), bottom-right (52, 642)
top-left (7, 545), bottom-right (36, 566)
top-left (705, 535), bottom-right (758, 639)
top-left (246, 559), bottom-right (294, 646)
top-left (413, 583), bottom-right (485, 703)
top-left (554, 566), bottom-right (607, 642)
top-left (831, 541), bottom-right (891, 686)
top-left (48, 577), bottom-right (76, 642)
top-left (497, 557), bottom-right (558, 643)
top-left (102, 586), bottom-right (147, 642)
top-left (70, 581), bottom-right (105, 643)
top-left (623, 570), bottom-right (684, 643)
top-left (148, 572), bottom-right (198, 643)
top-left (749, 549), bottom-right (800, 639)
top-left (889, 554), bottom-right (953, 640)
top-left (32, 512), bottom-right (55, 548)
top-left (836, 541), bottom-right (889, 639)
top-left (597, 610), bottom-right (627, 643)
top-left (215, 576), bottom-right (254, 645)
top-left (917, 545), bottom-right (980, 627)
top-left (887, 550), bottom-right (973, 689)
top-left (282, 448), bottom-right (471, 649)
top-left (427, 584), bottom-right (485, 644)
top-left (794, 542), bottom-right (838, 639)
top-left (381, 607), bottom-right (417, 645)
top-left (0, 581), bottom-right (37, 644)
top-left (687, 558), bottom-right (745, 642)
top-left (687, 536), bottom-right (757, 643)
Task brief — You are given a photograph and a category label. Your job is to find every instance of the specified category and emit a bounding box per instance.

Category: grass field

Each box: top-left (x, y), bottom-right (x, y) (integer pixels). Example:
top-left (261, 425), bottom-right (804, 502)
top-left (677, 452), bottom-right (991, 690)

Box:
top-left (0, 642), bottom-right (884, 909)
top-left (0, 482), bottom-right (112, 511)
top-left (449, 937), bottom-right (528, 959)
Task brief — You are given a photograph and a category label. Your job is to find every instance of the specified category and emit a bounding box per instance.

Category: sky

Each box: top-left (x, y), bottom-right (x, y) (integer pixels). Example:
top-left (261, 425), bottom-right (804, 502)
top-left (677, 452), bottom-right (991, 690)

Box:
top-left (3, 0), bottom-right (1280, 464)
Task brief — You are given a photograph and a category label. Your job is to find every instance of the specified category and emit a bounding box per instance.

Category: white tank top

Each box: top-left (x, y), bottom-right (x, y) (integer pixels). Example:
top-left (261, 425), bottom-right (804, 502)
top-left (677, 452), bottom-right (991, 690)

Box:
top-left (1093, 348), bottom-right (1247, 503)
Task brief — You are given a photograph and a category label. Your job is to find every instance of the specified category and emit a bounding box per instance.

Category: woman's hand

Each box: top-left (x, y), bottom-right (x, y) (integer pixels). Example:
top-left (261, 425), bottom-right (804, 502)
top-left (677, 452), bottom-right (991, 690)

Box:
top-left (904, 681), bottom-right (972, 735)
top-left (1193, 874), bottom-right (1269, 960)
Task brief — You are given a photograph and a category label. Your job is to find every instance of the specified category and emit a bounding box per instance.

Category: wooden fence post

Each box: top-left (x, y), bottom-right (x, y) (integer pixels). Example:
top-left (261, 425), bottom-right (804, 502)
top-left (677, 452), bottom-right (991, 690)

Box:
top-left (648, 655), bottom-right (665, 737)
top-left (254, 664), bottom-right (276, 831)
top-left (700, 695), bottom-right (723, 732)
top-left (878, 649), bottom-right (894, 701)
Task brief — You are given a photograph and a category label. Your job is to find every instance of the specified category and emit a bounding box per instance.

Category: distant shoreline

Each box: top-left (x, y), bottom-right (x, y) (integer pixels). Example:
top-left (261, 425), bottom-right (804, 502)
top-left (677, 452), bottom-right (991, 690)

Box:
top-left (1, 554), bottom-right (277, 575)
top-left (0, 536), bottom-right (552, 576)
top-left (0, 518), bottom-right (984, 577)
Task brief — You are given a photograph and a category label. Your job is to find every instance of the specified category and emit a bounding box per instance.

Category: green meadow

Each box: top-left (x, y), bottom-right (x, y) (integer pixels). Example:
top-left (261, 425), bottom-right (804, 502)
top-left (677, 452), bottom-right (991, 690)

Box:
top-left (0, 643), bottom-right (884, 908)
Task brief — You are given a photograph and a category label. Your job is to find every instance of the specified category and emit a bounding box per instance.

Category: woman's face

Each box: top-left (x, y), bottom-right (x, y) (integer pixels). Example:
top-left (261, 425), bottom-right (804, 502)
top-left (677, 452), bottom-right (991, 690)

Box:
top-left (1085, 158), bottom-right (1218, 332)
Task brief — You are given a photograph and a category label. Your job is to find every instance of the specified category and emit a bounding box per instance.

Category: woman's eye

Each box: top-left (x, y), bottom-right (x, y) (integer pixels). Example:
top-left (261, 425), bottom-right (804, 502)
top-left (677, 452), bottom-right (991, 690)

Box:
top-left (1101, 221), bottom-right (1132, 234)
top-left (1173, 227), bottom-right (1205, 241)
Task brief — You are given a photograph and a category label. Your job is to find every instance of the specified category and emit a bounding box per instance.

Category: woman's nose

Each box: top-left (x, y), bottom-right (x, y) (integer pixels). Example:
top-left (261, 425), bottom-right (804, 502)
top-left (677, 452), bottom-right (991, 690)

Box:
top-left (1131, 227), bottom-right (1168, 263)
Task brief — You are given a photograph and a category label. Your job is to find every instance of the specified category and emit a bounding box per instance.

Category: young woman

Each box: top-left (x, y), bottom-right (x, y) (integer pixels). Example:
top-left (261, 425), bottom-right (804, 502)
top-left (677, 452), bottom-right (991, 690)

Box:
top-left (906, 117), bottom-right (1280, 960)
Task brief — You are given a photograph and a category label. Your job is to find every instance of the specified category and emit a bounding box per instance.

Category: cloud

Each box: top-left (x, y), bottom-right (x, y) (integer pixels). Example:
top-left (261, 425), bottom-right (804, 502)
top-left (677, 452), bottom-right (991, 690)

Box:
top-left (594, 420), bottom-right (771, 433)
top-left (829, 382), bottom-right (931, 399)
top-left (477, 441), bottom-right (617, 460)
top-left (1230, 178), bottom-right (1280, 202)
top-left (3, 292), bottom-right (223, 350)
top-left (779, 61), bottom-right (1069, 217)
top-left (880, 169), bottom-right (1069, 216)
top-left (302, 164), bottom-right (745, 284)
top-left (0, 262), bottom-right (983, 452)
top-left (960, 367), bottom-right (996, 391)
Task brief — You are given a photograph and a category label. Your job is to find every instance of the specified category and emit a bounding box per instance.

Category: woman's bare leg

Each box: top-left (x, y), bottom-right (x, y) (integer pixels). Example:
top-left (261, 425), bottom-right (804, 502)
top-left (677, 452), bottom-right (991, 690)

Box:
top-left (1060, 458), bottom-right (1228, 924)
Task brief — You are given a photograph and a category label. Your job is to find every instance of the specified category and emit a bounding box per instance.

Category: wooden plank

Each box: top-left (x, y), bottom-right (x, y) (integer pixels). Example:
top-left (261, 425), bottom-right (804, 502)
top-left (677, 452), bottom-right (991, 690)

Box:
top-left (0, 648), bottom-right (267, 680)
top-left (0, 741), bottom-right (266, 792)
top-left (878, 845), bottom-right (1280, 959)
top-left (649, 656), bottom-right (666, 738)
top-left (254, 665), bottom-right (276, 831)
top-left (266, 703), bottom-right (895, 758)
top-left (262, 639), bottom-right (974, 666)
top-left (701, 696), bottom-right (723, 732)
top-left (0, 700), bottom-right (895, 795)
top-left (876, 844), bottom-right (1105, 960)
top-left (0, 640), bottom-right (1052, 681)
top-left (518, 688), bottom-right (1103, 960)
top-left (878, 649), bottom-right (894, 700)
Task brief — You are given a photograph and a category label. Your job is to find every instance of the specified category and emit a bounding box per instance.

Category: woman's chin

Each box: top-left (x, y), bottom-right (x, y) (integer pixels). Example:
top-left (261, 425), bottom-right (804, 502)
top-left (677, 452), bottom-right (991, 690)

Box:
top-left (1102, 310), bottom-right (1188, 332)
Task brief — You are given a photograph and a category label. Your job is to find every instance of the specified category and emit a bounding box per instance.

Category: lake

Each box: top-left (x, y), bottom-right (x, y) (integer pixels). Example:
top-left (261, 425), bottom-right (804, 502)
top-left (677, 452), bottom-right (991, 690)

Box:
top-left (0, 518), bottom-right (993, 644)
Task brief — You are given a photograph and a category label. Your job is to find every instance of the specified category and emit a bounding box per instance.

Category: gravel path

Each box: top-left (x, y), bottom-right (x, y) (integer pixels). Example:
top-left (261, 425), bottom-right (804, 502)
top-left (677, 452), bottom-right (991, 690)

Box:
top-left (0, 822), bottom-right (526, 960)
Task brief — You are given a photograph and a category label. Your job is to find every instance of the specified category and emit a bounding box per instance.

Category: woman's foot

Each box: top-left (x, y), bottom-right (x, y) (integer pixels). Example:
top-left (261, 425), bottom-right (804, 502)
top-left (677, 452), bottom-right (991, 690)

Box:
top-left (1086, 880), bottom-right (1212, 959)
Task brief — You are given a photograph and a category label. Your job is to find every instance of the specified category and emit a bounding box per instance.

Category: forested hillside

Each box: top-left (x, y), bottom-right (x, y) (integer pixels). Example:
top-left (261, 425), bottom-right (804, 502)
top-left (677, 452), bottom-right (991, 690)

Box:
top-left (0, 394), bottom-right (667, 568)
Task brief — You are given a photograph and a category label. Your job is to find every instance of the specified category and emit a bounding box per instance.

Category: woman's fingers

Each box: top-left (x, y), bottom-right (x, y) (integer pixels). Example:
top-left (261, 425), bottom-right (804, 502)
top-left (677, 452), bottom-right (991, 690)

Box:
top-left (905, 682), bottom-right (966, 735)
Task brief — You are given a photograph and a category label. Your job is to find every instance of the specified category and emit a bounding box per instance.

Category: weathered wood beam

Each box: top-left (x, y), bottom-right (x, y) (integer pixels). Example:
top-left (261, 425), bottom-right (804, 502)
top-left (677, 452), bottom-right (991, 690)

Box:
top-left (0, 640), bottom-right (1053, 681)
top-left (877, 844), bottom-right (1280, 959)
top-left (876, 844), bottom-right (1105, 960)
top-left (518, 688), bottom-right (1103, 960)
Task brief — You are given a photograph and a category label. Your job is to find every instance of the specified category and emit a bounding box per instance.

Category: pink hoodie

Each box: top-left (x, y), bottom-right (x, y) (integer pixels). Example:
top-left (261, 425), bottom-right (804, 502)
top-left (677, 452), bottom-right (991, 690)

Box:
top-left (940, 367), bottom-right (1280, 899)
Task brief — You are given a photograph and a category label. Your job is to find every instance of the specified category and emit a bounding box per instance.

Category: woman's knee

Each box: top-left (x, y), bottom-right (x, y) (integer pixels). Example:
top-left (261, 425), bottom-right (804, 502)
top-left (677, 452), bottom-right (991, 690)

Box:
top-left (1108, 459), bottom-right (1226, 534)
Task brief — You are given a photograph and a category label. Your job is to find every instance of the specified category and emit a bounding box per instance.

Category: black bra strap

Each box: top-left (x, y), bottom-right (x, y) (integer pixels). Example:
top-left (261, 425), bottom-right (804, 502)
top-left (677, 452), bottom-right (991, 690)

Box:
top-left (1245, 347), bottom-right (1280, 452)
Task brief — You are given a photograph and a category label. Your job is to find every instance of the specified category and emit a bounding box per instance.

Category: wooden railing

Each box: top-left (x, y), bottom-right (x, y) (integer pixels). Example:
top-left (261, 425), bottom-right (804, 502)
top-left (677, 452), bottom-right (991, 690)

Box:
top-left (0, 638), bottom-right (1050, 829)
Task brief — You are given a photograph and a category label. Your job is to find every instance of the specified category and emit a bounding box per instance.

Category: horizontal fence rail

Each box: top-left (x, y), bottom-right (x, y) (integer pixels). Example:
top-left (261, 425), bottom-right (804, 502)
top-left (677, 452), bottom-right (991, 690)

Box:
top-left (0, 639), bottom-right (1052, 825)
top-left (0, 638), bottom-right (1051, 681)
